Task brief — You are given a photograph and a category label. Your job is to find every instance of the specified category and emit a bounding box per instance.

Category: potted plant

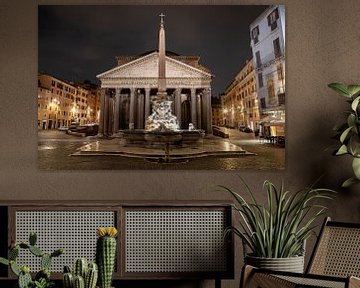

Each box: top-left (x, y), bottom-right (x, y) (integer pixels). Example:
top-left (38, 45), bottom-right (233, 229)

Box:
top-left (221, 179), bottom-right (335, 273)
top-left (62, 258), bottom-right (98, 288)
top-left (328, 83), bottom-right (360, 187)
top-left (0, 232), bottom-right (63, 288)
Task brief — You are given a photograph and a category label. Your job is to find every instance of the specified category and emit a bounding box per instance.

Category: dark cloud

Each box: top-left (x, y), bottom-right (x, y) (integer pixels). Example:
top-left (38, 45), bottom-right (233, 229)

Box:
top-left (39, 5), bottom-right (268, 96)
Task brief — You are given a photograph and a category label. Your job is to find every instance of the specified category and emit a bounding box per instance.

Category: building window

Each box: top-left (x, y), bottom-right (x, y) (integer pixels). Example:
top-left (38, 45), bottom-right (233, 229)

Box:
top-left (255, 51), bottom-right (262, 68)
top-left (273, 38), bottom-right (281, 58)
top-left (260, 98), bottom-right (266, 109)
top-left (51, 81), bottom-right (55, 86)
top-left (277, 64), bottom-right (284, 80)
top-left (251, 26), bottom-right (260, 44)
top-left (278, 93), bottom-right (285, 105)
top-left (267, 8), bottom-right (279, 31)
top-left (258, 73), bottom-right (264, 88)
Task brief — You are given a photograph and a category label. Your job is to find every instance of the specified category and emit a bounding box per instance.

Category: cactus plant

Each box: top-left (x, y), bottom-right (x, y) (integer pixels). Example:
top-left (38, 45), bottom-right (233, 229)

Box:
top-left (73, 275), bottom-right (85, 288)
top-left (85, 262), bottom-right (98, 288)
top-left (19, 267), bottom-right (32, 288)
top-left (0, 232), bottom-right (63, 288)
top-left (74, 258), bottom-right (87, 279)
top-left (62, 259), bottom-right (98, 288)
top-left (96, 227), bottom-right (118, 288)
top-left (63, 272), bottom-right (74, 288)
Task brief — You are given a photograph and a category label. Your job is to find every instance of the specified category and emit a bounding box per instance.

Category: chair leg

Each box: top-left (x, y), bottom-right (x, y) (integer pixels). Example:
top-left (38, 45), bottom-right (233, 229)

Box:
top-left (240, 265), bottom-right (254, 288)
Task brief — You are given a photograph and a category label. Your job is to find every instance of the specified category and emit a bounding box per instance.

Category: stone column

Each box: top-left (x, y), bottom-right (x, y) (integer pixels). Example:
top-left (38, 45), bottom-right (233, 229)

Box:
top-left (175, 88), bottom-right (181, 125)
top-left (98, 88), bottom-right (105, 136)
top-left (144, 88), bottom-right (151, 120)
top-left (197, 94), bottom-right (202, 130)
top-left (201, 88), bottom-right (207, 130)
top-left (107, 95), bottom-right (114, 135)
top-left (129, 87), bottom-right (135, 130)
top-left (124, 95), bottom-right (130, 129)
top-left (137, 91), bottom-right (144, 129)
top-left (103, 89), bottom-right (109, 135)
top-left (114, 88), bottom-right (121, 133)
top-left (205, 87), bottom-right (212, 133)
top-left (190, 88), bottom-right (197, 128)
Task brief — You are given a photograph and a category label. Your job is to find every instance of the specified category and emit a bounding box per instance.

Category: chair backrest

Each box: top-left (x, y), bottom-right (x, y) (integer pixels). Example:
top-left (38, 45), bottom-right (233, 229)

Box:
top-left (307, 217), bottom-right (360, 277)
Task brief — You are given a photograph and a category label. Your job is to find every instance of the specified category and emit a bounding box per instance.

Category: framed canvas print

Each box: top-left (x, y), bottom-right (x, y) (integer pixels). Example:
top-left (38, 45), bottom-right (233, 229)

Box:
top-left (38, 5), bottom-right (285, 170)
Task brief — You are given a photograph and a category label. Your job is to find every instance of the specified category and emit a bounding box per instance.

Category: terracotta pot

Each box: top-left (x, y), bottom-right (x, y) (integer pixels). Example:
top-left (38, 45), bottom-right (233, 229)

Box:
top-left (245, 254), bottom-right (305, 273)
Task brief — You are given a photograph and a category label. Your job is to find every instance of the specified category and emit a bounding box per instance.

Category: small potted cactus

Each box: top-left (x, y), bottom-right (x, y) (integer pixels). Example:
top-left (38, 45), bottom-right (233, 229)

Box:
top-left (0, 232), bottom-right (64, 288)
top-left (96, 227), bottom-right (118, 288)
top-left (62, 258), bottom-right (98, 288)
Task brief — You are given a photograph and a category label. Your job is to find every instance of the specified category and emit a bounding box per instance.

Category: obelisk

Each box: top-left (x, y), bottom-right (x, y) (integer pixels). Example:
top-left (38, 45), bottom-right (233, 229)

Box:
top-left (157, 13), bottom-right (167, 98)
top-left (145, 13), bottom-right (179, 131)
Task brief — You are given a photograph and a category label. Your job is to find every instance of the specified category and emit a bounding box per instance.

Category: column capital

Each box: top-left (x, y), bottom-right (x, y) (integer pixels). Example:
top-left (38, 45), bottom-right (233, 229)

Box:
top-left (115, 88), bottom-right (121, 97)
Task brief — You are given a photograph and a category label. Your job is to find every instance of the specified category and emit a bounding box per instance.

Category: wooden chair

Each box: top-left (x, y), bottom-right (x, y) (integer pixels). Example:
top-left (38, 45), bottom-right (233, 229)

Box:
top-left (241, 217), bottom-right (360, 288)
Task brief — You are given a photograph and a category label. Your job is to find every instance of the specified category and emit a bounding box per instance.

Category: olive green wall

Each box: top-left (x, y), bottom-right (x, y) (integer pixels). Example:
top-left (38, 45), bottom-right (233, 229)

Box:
top-left (1, 0), bottom-right (359, 287)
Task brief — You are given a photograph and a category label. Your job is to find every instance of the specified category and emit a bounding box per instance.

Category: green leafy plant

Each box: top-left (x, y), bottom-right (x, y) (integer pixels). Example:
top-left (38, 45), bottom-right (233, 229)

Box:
top-left (0, 232), bottom-right (63, 288)
top-left (328, 83), bottom-right (360, 187)
top-left (221, 179), bottom-right (335, 258)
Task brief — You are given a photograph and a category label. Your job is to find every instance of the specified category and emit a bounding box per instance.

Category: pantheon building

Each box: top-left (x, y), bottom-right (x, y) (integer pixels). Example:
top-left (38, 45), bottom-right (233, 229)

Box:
top-left (97, 20), bottom-right (213, 136)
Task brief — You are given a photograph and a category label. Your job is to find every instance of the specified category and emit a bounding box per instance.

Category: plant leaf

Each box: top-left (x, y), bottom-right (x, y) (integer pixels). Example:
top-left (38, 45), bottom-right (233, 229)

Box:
top-left (336, 145), bottom-right (348, 155)
top-left (328, 83), bottom-right (352, 98)
top-left (347, 114), bottom-right (356, 127)
top-left (340, 126), bottom-right (353, 143)
top-left (0, 257), bottom-right (9, 266)
top-left (348, 135), bottom-right (360, 157)
top-left (352, 157), bottom-right (360, 179)
top-left (351, 96), bottom-right (360, 111)
top-left (342, 177), bottom-right (360, 188)
top-left (347, 85), bottom-right (360, 97)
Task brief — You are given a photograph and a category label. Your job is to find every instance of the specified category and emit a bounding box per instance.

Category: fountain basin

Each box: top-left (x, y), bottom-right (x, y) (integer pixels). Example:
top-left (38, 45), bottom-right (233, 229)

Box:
top-left (120, 129), bottom-right (205, 148)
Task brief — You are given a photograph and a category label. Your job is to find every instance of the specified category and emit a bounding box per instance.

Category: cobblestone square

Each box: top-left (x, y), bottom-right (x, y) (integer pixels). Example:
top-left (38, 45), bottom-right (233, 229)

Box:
top-left (38, 129), bottom-right (285, 170)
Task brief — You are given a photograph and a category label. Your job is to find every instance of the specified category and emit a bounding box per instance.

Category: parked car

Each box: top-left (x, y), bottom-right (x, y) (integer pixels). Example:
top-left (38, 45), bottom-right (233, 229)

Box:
top-left (243, 127), bottom-right (253, 133)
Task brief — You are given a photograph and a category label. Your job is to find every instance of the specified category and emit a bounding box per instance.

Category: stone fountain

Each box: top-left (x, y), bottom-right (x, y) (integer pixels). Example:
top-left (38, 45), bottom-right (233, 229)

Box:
top-left (121, 13), bottom-right (204, 152)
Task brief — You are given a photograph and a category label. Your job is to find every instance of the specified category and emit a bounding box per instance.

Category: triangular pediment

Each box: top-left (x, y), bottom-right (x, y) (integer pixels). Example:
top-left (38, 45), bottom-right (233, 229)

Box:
top-left (97, 52), bottom-right (211, 80)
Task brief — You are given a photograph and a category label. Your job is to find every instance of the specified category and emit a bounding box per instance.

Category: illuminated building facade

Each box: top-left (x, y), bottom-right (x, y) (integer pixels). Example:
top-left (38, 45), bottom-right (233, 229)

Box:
top-left (222, 59), bottom-right (260, 130)
top-left (249, 5), bottom-right (285, 119)
top-left (37, 74), bottom-right (100, 129)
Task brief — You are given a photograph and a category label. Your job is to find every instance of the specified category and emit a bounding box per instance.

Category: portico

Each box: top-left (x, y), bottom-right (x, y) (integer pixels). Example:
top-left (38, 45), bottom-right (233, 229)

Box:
top-left (97, 53), bottom-right (213, 136)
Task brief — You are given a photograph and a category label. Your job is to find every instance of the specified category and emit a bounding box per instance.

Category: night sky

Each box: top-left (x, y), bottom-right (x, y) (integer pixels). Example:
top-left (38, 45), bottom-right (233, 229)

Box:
top-left (38, 5), bottom-right (268, 97)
